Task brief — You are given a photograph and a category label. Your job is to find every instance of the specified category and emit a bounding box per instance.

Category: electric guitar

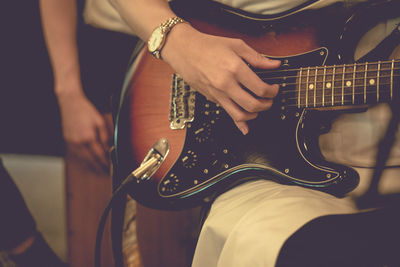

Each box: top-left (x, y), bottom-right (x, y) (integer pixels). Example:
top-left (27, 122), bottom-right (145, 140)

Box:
top-left (115, 0), bottom-right (400, 210)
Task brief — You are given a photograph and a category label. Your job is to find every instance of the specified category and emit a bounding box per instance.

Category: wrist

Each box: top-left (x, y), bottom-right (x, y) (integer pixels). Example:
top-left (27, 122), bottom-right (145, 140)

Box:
top-left (147, 17), bottom-right (189, 60)
top-left (54, 78), bottom-right (84, 99)
top-left (161, 22), bottom-right (195, 61)
top-left (53, 64), bottom-right (82, 92)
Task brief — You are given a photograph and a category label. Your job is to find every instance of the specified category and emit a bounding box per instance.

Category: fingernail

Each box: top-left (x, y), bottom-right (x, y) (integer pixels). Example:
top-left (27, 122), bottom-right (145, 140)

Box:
top-left (271, 59), bottom-right (281, 65)
top-left (239, 127), bottom-right (248, 135)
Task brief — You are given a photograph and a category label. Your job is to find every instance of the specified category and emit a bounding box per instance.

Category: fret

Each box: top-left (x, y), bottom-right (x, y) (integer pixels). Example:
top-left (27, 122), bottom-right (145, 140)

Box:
top-left (364, 62), bottom-right (368, 104)
top-left (377, 61), bottom-right (381, 102)
top-left (314, 67), bottom-right (317, 107)
top-left (352, 63), bottom-right (356, 104)
top-left (378, 61), bottom-right (393, 103)
top-left (293, 59), bottom-right (399, 109)
top-left (298, 67), bottom-right (302, 108)
top-left (341, 64), bottom-right (345, 105)
top-left (331, 65), bottom-right (336, 106)
top-left (306, 67), bottom-right (310, 107)
top-left (391, 59), bottom-right (394, 100)
top-left (322, 65), bottom-right (326, 107)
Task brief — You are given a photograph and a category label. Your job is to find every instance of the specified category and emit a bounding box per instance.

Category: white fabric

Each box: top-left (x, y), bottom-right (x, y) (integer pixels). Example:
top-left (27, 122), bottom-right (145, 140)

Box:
top-left (83, 0), bottom-right (134, 35)
top-left (192, 168), bottom-right (400, 267)
top-left (192, 180), bottom-right (357, 267)
top-left (212, 0), bottom-right (311, 15)
top-left (212, 0), bottom-right (365, 15)
top-left (81, 0), bottom-right (355, 34)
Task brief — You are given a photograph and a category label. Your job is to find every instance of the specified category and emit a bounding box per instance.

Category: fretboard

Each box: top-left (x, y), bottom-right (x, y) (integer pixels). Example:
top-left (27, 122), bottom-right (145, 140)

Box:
top-left (292, 59), bottom-right (400, 108)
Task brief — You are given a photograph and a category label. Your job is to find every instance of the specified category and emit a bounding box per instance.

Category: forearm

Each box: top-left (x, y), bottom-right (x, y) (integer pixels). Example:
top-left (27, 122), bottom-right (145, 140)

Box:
top-left (39, 0), bottom-right (82, 95)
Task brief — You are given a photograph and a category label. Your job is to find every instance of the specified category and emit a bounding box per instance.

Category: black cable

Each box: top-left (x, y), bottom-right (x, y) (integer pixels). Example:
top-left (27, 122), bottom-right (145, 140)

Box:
top-left (357, 101), bottom-right (400, 209)
top-left (94, 174), bottom-right (137, 267)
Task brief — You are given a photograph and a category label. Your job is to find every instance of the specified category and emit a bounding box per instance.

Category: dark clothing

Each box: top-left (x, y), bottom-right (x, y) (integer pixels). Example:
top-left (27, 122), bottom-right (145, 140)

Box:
top-left (77, 25), bottom-right (137, 113)
top-left (0, 159), bottom-right (36, 250)
top-left (277, 207), bottom-right (400, 267)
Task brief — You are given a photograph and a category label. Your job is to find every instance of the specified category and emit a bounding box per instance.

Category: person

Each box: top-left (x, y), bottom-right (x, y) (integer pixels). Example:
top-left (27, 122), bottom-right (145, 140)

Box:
top-left (39, 0), bottom-right (137, 266)
top-left (0, 159), bottom-right (66, 267)
top-left (106, 0), bottom-right (400, 266)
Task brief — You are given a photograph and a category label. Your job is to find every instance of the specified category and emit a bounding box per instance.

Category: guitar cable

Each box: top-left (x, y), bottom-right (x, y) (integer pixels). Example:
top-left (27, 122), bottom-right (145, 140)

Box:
top-left (94, 172), bottom-right (136, 267)
top-left (94, 138), bottom-right (169, 267)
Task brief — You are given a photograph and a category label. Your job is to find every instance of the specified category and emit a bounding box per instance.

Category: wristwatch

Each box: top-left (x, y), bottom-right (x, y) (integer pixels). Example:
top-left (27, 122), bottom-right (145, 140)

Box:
top-left (148, 17), bottom-right (187, 59)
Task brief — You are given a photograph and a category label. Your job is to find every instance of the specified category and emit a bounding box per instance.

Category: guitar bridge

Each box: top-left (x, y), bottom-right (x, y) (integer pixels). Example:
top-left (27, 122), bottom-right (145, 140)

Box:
top-left (169, 74), bottom-right (196, 129)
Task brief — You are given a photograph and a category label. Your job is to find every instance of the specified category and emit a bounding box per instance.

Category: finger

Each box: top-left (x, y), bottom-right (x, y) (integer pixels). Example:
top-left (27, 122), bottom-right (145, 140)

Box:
top-left (219, 95), bottom-right (254, 135)
top-left (236, 62), bottom-right (280, 99)
top-left (215, 90), bottom-right (258, 124)
top-left (104, 114), bottom-right (114, 144)
top-left (234, 121), bottom-right (249, 135)
top-left (69, 143), bottom-right (105, 174)
top-left (233, 44), bottom-right (280, 98)
top-left (88, 140), bottom-right (109, 170)
top-left (97, 118), bottom-right (110, 151)
top-left (219, 79), bottom-right (274, 113)
top-left (234, 40), bottom-right (281, 69)
top-left (69, 143), bottom-right (91, 161)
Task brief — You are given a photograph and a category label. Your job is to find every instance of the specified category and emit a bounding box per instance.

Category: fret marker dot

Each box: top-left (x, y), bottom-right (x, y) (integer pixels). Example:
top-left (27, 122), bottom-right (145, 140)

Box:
top-left (326, 82), bottom-right (332, 89)
top-left (369, 79), bottom-right (375, 85)
top-left (309, 84), bottom-right (314, 90)
top-left (346, 81), bottom-right (352, 87)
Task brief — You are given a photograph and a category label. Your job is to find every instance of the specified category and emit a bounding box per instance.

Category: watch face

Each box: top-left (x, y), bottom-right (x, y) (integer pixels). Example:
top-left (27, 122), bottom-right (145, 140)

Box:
top-left (148, 27), bottom-right (164, 52)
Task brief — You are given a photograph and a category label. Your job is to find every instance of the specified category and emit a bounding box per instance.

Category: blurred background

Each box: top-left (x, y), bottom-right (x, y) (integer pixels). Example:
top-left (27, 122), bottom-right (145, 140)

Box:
top-left (1, 0), bottom-right (67, 261)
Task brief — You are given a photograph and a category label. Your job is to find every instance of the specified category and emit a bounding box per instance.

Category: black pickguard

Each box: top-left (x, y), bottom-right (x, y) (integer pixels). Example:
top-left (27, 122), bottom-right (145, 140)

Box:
top-left (157, 48), bottom-right (360, 208)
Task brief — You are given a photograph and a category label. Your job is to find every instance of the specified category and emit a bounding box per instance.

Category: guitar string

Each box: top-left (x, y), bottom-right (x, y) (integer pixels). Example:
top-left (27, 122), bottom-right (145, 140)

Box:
top-left (253, 65), bottom-right (400, 76)
top-left (282, 90), bottom-right (397, 100)
top-left (267, 73), bottom-right (400, 88)
top-left (282, 85), bottom-right (396, 96)
top-left (255, 68), bottom-right (400, 81)
top-left (284, 88), bottom-right (395, 101)
top-left (283, 99), bottom-right (391, 108)
top-left (267, 79), bottom-right (400, 96)
top-left (252, 60), bottom-right (400, 75)
top-left (284, 89), bottom-right (397, 106)
top-left (257, 73), bottom-right (400, 95)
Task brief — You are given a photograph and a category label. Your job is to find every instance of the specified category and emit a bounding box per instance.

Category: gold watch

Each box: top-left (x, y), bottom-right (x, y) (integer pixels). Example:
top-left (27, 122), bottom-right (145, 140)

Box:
top-left (147, 17), bottom-right (186, 59)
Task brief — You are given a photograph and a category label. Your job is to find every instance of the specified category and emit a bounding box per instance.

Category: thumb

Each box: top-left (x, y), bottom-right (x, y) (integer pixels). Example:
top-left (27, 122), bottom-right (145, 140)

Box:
top-left (97, 118), bottom-right (110, 151)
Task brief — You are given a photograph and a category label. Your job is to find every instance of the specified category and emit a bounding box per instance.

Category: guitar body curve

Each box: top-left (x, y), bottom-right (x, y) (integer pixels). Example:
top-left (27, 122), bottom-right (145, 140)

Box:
top-left (115, 13), bottom-right (361, 210)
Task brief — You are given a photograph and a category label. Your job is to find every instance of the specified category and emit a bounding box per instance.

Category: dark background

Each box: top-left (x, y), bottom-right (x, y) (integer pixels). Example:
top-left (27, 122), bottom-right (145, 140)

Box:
top-left (0, 1), bottom-right (137, 156)
top-left (1, 2), bottom-right (65, 156)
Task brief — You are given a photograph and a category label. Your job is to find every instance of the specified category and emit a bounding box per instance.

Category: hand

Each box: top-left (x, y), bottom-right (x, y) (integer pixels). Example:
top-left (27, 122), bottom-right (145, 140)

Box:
top-left (162, 23), bottom-right (281, 135)
top-left (56, 86), bottom-right (111, 173)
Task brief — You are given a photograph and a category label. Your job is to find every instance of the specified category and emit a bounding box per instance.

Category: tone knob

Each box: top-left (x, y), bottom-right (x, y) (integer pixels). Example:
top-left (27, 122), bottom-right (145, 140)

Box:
top-left (160, 173), bottom-right (180, 194)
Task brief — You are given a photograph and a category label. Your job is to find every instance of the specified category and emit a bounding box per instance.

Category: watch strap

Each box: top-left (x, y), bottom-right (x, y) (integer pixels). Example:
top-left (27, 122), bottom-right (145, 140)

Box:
top-left (148, 17), bottom-right (187, 59)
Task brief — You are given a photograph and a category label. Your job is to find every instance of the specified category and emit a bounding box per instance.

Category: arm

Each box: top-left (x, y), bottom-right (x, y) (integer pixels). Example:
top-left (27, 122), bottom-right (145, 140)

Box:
top-left (110, 0), bottom-right (280, 135)
top-left (39, 0), bottom-right (110, 170)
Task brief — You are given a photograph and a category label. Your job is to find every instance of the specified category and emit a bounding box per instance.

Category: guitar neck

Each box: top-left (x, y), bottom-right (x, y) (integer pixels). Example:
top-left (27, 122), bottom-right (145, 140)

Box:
top-left (279, 59), bottom-right (400, 109)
